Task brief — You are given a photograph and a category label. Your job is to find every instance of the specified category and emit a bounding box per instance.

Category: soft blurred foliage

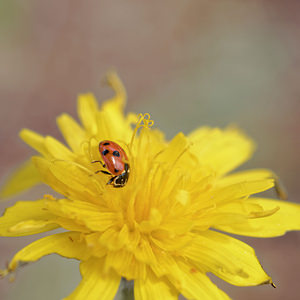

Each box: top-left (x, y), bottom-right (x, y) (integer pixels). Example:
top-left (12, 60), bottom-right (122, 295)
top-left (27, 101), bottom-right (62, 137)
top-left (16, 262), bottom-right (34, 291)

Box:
top-left (0, 1), bottom-right (299, 299)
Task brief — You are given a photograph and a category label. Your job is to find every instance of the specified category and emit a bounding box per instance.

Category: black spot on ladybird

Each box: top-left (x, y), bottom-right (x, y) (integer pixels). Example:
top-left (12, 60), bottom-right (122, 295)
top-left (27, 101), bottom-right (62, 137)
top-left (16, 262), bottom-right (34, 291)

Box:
top-left (103, 142), bottom-right (110, 145)
top-left (113, 151), bottom-right (120, 157)
top-left (102, 149), bottom-right (109, 156)
top-left (114, 168), bottom-right (119, 173)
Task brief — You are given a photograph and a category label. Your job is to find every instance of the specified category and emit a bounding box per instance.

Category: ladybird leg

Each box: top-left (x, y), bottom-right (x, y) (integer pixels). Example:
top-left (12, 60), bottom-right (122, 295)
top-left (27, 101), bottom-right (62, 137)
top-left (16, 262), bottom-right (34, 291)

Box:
top-left (91, 160), bottom-right (106, 168)
top-left (90, 169), bottom-right (111, 177)
top-left (106, 176), bottom-right (117, 185)
top-left (96, 170), bottom-right (111, 175)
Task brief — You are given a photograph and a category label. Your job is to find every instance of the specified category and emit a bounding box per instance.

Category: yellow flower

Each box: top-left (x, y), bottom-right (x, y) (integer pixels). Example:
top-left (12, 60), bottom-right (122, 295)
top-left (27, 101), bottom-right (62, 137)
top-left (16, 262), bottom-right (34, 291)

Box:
top-left (1, 72), bottom-right (300, 300)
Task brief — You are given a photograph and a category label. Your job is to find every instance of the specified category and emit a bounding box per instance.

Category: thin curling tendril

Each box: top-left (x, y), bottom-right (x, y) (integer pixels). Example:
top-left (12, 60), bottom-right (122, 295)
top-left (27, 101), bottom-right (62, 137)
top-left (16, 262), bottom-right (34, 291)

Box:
top-left (129, 113), bottom-right (154, 148)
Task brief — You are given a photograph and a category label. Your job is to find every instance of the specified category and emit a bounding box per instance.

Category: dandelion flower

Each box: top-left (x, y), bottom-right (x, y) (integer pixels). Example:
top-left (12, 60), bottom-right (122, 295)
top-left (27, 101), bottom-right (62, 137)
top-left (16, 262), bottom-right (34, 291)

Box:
top-left (1, 72), bottom-right (300, 300)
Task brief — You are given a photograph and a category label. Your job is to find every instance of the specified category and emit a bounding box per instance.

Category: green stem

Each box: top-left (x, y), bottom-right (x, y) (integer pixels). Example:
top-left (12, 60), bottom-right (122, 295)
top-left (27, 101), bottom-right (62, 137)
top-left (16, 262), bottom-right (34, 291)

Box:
top-left (115, 278), bottom-right (134, 300)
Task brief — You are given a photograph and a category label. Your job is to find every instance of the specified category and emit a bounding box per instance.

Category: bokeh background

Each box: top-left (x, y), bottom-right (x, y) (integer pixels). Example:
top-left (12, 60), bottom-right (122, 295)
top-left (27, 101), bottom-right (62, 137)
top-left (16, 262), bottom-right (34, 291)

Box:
top-left (0, 1), bottom-right (300, 299)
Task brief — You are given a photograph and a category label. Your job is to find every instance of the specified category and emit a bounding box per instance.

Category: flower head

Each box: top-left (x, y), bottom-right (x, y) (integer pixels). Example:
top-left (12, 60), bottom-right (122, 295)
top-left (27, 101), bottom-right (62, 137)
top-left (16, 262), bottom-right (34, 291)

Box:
top-left (1, 72), bottom-right (300, 300)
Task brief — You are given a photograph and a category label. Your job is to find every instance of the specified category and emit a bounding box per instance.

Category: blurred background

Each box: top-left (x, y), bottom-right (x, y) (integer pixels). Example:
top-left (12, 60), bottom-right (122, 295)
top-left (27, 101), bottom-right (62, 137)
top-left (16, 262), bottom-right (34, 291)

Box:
top-left (0, 1), bottom-right (299, 299)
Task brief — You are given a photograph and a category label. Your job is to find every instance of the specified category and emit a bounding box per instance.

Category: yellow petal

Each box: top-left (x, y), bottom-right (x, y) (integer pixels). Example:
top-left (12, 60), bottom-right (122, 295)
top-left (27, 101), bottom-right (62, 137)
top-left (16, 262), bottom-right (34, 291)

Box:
top-left (95, 72), bottom-right (134, 141)
top-left (56, 114), bottom-right (86, 154)
top-left (8, 219), bottom-right (56, 234)
top-left (46, 198), bottom-right (117, 232)
top-left (19, 130), bottom-right (76, 162)
top-left (19, 129), bottom-right (48, 156)
top-left (182, 230), bottom-right (272, 286)
top-left (150, 251), bottom-right (179, 278)
top-left (104, 71), bottom-right (126, 108)
top-left (0, 200), bottom-right (58, 236)
top-left (217, 169), bottom-right (274, 187)
top-left (99, 227), bottom-right (128, 251)
top-left (167, 259), bottom-right (231, 300)
top-left (135, 270), bottom-right (178, 300)
top-left (151, 253), bottom-right (230, 299)
top-left (0, 160), bottom-right (41, 199)
top-left (54, 217), bottom-right (91, 233)
top-left (119, 225), bottom-right (141, 252)
top-left (139, 208), bottom-right (162, 233)
top-left (44, 136), bottom-right (76, 161)
top-left (154, 132), bottom-right (189, 165)
top-left (5, 232), bottom-right (90, 273)
top-left (78, 93), bottom-right (99, 136)
top-left (189, 127), bottom-right (254, 176)
top-left (208, 199), bottom-right (279, 228)
top-left (65, 258), bottom-right (120, 300)
top-left (211, 179), bottom-right (274, 204)
top-left (216, 198), bottom-right (300, 237)
top-left (218, 169), bottom-right (287, 200)
top-left (105, 249), bottom-right (146, 280)
top-left (33, 157), bottom-right (104, 203)
top-left (134, 238), bottom-right (157, 265)
top-left (149, 133), bottom-right (197, 209)
top-left (47, 159), bottom-right (103, 195)
top-left (84, 233), bottom-right (107, 258)
top-left (32, 157), bottom-right (74, 198)
top-left (151, 230), bottom-right (193, 252)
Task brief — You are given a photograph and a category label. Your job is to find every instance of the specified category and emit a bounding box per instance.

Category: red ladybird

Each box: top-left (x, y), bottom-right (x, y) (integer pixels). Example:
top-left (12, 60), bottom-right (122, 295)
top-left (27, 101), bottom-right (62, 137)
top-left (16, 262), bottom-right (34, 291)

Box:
top-left (93, 140), bottom-right (130, 187)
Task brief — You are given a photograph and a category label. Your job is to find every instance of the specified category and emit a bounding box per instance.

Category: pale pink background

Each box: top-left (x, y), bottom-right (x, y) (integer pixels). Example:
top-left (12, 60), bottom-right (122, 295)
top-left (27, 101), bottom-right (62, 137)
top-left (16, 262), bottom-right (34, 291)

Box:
top-left (0, 1), bottom-right (300, 299)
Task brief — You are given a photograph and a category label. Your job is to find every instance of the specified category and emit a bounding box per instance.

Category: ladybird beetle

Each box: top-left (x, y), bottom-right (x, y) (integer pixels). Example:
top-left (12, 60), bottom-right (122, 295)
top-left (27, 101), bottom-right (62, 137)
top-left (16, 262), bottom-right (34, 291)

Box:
top-left (93, 140), bottom-right (130, 188)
